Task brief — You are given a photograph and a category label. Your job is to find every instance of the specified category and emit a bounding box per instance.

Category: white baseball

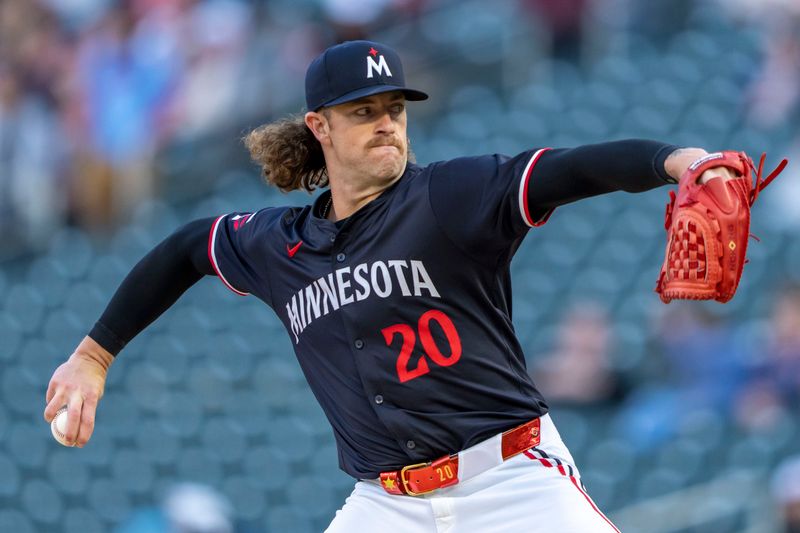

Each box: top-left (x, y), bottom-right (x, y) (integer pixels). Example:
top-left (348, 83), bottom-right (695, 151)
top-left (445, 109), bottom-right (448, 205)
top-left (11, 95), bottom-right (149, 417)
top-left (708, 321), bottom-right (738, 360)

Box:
top-left (51, 407), bottom-right (72, 446)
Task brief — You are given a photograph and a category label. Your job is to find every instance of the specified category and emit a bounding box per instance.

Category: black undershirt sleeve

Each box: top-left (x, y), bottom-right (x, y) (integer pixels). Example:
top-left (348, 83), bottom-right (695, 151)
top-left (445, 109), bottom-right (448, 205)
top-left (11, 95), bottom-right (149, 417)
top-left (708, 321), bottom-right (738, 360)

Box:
top-left (527, 139), bottom-right (679, 219)
top-left (88, 217), bottom-right (217, 356)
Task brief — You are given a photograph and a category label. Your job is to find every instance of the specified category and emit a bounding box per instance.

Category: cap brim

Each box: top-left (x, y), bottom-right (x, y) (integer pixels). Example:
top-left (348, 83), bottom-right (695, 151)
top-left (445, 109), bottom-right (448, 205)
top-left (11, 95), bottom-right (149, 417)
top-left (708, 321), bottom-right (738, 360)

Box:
top-left (318, 85), bottom-right (428, 110)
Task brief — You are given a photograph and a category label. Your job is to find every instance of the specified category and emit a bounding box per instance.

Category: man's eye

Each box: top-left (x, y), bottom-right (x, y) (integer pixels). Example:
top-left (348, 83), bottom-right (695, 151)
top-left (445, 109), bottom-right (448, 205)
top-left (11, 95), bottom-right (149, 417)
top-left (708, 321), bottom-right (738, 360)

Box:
top-left (355, 107), bottom-right (371, 116)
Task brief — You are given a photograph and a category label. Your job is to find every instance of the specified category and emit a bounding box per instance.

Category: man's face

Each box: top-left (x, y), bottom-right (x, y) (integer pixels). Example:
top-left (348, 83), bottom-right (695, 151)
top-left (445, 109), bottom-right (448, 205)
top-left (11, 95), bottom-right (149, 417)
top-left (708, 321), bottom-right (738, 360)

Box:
top-left (316, 91), bottom-right (409, 184)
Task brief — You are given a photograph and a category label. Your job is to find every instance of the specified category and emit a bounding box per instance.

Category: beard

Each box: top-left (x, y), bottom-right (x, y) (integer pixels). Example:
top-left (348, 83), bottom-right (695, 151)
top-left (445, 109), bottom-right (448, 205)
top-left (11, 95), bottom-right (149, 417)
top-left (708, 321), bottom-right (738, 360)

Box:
top-left (365, 138), bottom-right (407, 180)
top-left (371, 151), bottom-right (407, 182)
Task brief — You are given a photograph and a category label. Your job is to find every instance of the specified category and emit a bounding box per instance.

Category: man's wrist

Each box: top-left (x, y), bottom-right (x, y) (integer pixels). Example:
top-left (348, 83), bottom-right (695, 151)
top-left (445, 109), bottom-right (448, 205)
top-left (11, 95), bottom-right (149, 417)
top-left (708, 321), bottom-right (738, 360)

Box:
top-left (73, 336), bottom-right (115, 372)
top-left (664, 147), bottom-right (709, 182)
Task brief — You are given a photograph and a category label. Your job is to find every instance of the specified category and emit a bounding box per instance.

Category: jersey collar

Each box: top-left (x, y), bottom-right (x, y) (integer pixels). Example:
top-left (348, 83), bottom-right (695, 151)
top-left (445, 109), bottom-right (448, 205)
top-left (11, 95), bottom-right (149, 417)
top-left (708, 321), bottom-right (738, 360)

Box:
top-left (311, 163), bottom-right (420, 227)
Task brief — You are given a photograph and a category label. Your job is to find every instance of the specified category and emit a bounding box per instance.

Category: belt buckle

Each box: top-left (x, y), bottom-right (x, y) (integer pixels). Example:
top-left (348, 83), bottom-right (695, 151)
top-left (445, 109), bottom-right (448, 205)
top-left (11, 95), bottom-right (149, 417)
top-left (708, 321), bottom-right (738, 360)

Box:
top-left (400, 462), bottom-right (434, 496)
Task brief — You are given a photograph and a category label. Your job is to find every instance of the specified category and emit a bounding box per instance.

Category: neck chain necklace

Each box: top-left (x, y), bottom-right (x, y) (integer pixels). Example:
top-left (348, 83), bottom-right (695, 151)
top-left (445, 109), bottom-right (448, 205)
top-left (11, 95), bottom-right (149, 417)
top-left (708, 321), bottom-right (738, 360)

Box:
top-left (321, 195), bottom-right (332, 219)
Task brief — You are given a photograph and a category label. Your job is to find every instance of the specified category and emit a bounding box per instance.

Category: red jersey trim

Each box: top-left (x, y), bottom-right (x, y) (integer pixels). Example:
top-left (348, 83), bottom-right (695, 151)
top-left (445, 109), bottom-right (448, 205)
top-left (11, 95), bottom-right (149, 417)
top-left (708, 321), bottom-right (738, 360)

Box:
top-left (517, 148), bottom-right (553, 227)
top-left (208, 215), bottom-right (249, 296)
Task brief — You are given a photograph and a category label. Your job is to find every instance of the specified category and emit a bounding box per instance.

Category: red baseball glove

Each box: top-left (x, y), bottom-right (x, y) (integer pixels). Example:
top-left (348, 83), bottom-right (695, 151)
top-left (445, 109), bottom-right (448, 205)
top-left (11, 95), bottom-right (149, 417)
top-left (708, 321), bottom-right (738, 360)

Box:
top-left (656, 151), bottom-right (788, 303)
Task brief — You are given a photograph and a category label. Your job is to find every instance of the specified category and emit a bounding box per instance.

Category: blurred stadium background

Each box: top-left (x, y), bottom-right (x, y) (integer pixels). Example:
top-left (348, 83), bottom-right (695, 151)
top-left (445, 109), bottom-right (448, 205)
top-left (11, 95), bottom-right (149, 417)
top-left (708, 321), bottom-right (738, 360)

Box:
top-left (1, 0), bottom-right (799, 531)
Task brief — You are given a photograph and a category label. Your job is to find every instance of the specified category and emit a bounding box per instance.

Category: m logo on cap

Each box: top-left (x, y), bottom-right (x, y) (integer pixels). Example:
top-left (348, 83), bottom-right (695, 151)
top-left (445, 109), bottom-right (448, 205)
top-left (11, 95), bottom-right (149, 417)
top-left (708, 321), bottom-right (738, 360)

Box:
top-left (366, 47), bottom-right (392, 79)
top-left (304, 41), bottom-right (427, 111)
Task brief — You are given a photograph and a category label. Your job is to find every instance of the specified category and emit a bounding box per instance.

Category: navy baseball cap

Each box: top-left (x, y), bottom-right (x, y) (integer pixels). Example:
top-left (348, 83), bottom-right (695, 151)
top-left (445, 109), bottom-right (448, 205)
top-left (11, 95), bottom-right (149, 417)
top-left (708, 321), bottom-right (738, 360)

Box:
top-left (305, 40), bottom-right (428, 111)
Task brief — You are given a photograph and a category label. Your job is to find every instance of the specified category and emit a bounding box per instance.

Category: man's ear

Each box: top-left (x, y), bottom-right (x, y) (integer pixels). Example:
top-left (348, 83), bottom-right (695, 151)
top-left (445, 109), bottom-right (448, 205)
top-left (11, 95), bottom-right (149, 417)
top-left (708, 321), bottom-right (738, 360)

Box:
top-left (305, 111), bottom-right (330, 143)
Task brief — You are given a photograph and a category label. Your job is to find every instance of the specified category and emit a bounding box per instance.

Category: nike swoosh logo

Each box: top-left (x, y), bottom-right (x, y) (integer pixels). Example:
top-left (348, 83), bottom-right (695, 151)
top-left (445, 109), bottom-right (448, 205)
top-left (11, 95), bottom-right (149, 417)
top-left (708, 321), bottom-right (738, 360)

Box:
top-left (286, 241), bottom-right (303, 258)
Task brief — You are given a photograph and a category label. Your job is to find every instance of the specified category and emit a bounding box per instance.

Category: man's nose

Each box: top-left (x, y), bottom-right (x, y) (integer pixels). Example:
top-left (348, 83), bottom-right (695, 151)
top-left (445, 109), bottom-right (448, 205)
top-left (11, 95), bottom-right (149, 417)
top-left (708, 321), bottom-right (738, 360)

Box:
top-left (375, 110), bottom-right (396, 133)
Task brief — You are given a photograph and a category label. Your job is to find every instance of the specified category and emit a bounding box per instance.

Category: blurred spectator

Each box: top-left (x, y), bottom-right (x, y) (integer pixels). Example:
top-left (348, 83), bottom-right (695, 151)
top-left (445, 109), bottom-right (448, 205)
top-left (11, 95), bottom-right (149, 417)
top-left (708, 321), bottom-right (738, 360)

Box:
top-left (0, 64), bottom-right (68, 254)
top-left (744, 17), bottom-right (800, 130)
top-left (0, 1), bottom-right (72, 255)
top-left (116, 482), bottom-right (235, 533)
top-left (625, 0), bottom-right (693, 46)
top-left (615, 303), bottom-right (747, 450)
top-left (772, 455), bottom-right (800, 533)
top-left (653, 303), bottom-right (748, 412)
top-left (531, 300), bottom-right (623, 407)
top-left (68, 0), bottom-right (182, 229)
top-left (321, 0), bottom-right (395, 42)
top-left (736, 284), bottom-right (800, 431)
top-left (171, 0), bottom-right (255, 140)
top-left (732, 1), bottom-right (800, 231)
top-left (0, 0), bottom-right (446, 248)
top-left (520, 0), bottom-right (590, 63)
top-left (718, 0), bottom-right (800, 130)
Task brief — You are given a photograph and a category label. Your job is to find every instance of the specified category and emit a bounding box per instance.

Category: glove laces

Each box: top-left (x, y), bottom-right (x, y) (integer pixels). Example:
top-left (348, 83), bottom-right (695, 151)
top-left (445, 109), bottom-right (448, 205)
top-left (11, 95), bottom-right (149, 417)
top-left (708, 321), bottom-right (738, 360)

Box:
top-left (748, 153), bottom-right (788, 206)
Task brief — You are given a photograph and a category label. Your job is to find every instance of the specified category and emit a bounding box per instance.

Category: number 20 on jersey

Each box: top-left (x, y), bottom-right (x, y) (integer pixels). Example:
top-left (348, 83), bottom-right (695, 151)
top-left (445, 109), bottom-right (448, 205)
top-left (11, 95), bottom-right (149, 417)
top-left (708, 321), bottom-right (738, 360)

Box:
top-left (381, 309), bottom-right (462, 383)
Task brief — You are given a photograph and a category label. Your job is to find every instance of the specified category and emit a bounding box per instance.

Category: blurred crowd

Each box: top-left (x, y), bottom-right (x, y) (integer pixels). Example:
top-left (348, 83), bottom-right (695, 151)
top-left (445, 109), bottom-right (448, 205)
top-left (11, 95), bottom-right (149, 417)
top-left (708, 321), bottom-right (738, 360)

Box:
top-left (3, 0), bottom-right (799, 257)
top-left (0, 0), bottom-right (439, 257)
top-left (531, 286), bottom-right (800, 530)
top-left (533, 283), bottom-right (800, 438)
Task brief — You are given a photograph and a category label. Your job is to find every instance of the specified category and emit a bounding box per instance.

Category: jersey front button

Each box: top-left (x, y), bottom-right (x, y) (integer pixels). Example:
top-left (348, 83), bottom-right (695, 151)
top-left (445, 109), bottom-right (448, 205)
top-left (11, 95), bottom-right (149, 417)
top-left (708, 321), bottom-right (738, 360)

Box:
top-left (374, 395), bottom-right (383, 405)
top-left (406, 440), bottom-right (416, 450)
top-left (336, 252), bottom-right (346, 262)
top-left (329, 235), bottom-right (336, 242)
top-left (354, 339), bottom-right (364, 349)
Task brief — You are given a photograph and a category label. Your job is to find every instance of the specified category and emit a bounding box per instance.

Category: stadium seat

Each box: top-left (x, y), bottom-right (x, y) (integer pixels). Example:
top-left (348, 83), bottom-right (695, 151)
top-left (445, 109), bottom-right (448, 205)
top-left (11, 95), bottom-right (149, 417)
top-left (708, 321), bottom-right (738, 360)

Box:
top-left (655, 437), bottom-right (708, 485)
top-left (221, 389), bottom-right (273, 437)
top-left (580, 469), bottom-right (620, 511)
top-left (186, 364), bottom-right (233, 411)
top-left (76, 427), bottom-right (114, 468)
top-left (253, 358), bottom-right (308, 412)
top-left (0, 510), bottom-right (35, 533)
top-left (47, 227), bottom-right (95, 280)
top-left (176, 448), bottom-right (224, 487)
top-left (635, 467), bottom-right (688, 500)
top-left (64, 282), bottom-right (108, 324)
top-left (268, 416), bottom-right (316, 464)
top-left (102, 395), bottom-right (144, 439)
top-left (0, 312), bottom-right (22, 362)
top-left (135, 419), bottom-right (181, 466)
top-left (267, 504), bottom-right (314, 533)
top-left (583, 438), bottom-right (639, 488)
top-left (41, 308), bottom-right (85, 348)
top-left (286, 475), bottom-right (336, 520)
top-left (140, 334), bottom-right (191, 385)
top-left (87, 255), bottom-right (129, 295)
top-left (111, 449), bottom-right (156, 495)
top-left (0, 451), bottom-right (21, 498)
top-left (204, 331), bottom-right (256, 382)
top-left (202, 417), bottom-right (248, 464)
top-left (21, 478), bottom-right (64, 525)
top-left (158, 392), bottom-right (204, 438)
top-left (26, 257), bottom-right (70, 308)
top-left (223, 476), bottom-right (267, 522)
top-left (4, 283), bottom-right (45, 334)
top-left (63, 508), bottom-right (106, 533)
top-left (47, 449), bottom-right (90, 496)
top-left (243, 446), bottom-right (292, 492)
top-left (2, 366), bottom-right (40, 416)
top-left (87, 478), bottom-right (132, 523)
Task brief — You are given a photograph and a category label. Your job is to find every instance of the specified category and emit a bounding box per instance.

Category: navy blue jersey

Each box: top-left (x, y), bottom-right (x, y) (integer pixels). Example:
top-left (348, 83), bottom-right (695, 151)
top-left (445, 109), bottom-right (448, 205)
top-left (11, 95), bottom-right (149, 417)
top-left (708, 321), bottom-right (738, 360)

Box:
top-left (209, 149), bottom-right (554, 478)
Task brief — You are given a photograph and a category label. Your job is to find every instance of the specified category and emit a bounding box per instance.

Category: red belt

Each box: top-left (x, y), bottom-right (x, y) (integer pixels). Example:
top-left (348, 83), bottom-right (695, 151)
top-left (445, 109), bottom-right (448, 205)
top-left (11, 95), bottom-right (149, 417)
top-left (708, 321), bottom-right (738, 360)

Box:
top-left (379, 417), bottom-right (541, 496)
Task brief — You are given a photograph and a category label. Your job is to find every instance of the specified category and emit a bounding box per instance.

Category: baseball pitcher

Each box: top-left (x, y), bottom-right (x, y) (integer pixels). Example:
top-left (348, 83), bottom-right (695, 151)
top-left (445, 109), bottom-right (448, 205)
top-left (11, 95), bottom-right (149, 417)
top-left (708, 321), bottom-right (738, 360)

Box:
top-left (44, 40), bottom-right (786, 532)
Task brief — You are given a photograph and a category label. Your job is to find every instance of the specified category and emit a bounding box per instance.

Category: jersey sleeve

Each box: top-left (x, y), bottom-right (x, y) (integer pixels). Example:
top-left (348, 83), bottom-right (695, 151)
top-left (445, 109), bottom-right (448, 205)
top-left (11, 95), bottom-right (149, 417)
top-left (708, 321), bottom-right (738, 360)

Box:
top-left (208, 209), bottom-right (274, 302)
top-left (428, 148), bottom-right (551, 261)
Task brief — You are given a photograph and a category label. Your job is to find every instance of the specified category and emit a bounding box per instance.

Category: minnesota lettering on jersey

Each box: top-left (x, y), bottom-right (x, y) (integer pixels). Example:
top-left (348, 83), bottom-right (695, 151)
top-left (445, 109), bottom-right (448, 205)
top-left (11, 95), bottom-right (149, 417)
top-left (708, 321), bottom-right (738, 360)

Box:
top-left (285, 260), bottom-right (440, 343)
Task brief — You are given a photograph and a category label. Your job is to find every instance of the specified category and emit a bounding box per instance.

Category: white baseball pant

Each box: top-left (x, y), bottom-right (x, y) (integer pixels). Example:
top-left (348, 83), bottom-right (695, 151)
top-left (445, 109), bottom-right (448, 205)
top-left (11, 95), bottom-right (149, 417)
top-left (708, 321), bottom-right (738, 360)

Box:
top-left (326, 414), bottom-right (620, 533)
